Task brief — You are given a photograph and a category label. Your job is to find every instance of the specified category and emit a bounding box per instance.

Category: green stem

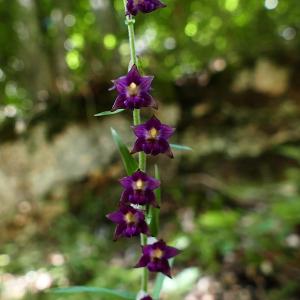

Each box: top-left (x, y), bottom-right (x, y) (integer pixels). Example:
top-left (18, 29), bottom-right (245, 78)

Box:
top-left (123, 0), bottom-right (148, 293)
top-left (133, 109), bottom-right (146, 171)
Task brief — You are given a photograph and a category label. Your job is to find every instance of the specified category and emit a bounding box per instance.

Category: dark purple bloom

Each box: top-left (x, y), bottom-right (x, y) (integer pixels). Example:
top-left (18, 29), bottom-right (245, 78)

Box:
top-left (131, 115), bottom-right (175, 158)
top-left (111, 65), bottom-right (157, 111)
top-left (120, 170), bottom-right (160, 207)
top-left (135, 239), bottom-right (180, 278)
top-left (136, 292), bottom-right (153, 300)
top-left (126, 0), bottom-right (166, 16)
top-left (106, 205), bottom-right (149, 240)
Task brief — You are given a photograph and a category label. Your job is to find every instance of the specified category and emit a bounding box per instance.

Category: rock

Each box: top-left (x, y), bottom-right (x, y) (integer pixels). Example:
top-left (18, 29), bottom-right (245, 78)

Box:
top-left (231, 69), bottom-right (253, 93)
top-left (0, 117), bottom-right (131, 224)
top-left (156, 103), bottom-right (181, 126)
top-left (254, 59), bottom-right (290, 96)
top-left (231, 59), bottom-right (290, 96)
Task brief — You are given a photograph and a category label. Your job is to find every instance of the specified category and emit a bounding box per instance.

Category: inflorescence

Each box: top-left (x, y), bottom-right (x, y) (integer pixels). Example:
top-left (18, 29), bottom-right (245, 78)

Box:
top-left (106, 1), bottom-right (179, 299)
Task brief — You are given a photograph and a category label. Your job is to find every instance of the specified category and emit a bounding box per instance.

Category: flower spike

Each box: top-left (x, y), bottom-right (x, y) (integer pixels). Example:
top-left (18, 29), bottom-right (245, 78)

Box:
top-left (105, 0), bottom-right (181, 292)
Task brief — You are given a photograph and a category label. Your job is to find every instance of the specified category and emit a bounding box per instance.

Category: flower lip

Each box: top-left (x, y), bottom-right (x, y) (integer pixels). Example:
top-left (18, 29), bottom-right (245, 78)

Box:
top-left (148, 127), bottom-right (158, 140)
top-left (151, 248), bottom-right (164, 259)
top-left (134, 178), bottom-right (145, 190)
top-left (124, 211), bottom-right (137, 224)
top-left (127, 82), bottom-right (139, 96)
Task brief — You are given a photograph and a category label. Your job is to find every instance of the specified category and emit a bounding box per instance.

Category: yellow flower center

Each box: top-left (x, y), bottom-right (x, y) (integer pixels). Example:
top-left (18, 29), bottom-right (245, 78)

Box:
top-left (135, 179), bottom-right (144, 190)
top-left (151, 248), bottom-right (164, 259)
top-left (127, 82), bottom-right (139, 96)
top-left (149, 127), bottom-right (158, 139)
top-left (124, 212), bottom-right (137, 224)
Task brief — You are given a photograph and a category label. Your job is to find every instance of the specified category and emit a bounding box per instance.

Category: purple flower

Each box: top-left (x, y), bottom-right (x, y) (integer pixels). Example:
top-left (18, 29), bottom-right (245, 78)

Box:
top-left (111, 65), bottom-right (157, 111)
top-left (126, 0), bottom-right (166, 16)
top-left (106, 205), bottom-right (149, 240)
top-left (136, 292), bottom-right (153, 300)
top-left (135, 239), bottom-right (180, 278)
top-left (131, 115), bottom-right (175, 158)
top-left (120, 170), bottom-right (160, 207)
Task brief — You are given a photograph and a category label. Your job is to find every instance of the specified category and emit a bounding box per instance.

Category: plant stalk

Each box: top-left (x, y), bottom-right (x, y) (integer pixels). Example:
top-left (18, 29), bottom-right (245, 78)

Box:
top-left (123, 0), bottom-right (148, 293)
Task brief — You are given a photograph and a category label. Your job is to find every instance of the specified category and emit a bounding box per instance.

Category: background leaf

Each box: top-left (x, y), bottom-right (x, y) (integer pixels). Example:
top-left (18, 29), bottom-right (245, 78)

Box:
top-left (111, 127), bottom-right (138, 175)
top-left (94, 109), bottom-right (125, 117)
top-left (51, 286), bottom-right (136, 300)
top-left (170, 144), bottom-right (193, 151)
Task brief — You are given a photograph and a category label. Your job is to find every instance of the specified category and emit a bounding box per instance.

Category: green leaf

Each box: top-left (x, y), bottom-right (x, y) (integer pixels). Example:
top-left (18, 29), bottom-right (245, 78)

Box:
top-left (149, 165), bottom-right (161, 236)
top-left (277, 145), bottom-right (300, 162)
top-left (153, 259), bottom-right (174, 299)
top-left (199, 211), bottom-right (239, 229)
top-left (170, 144), bottom-right (193, 151)
top-left (50, 286), bottom-right (136, 300)
top-left (94, 109), bottom-right (125, 117)
top-left (111, 127), bottom-right (138, 175)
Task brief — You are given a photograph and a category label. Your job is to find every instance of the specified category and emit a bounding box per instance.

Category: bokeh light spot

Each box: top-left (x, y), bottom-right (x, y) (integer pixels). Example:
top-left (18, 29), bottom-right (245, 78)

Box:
top-left (185, 22), bottom-right (198, 37)
top-left (104, 34), bottom-right (117, 50)
top-left (70, 33), bottom-right (84, 49)
top-left (225, 0), bottom-right (239, 12)
top-left (281, 27), bottom-right (296, 40)
top-left (64, 14), bottom-right (76, 27)
top-left (66, 50), bottom-right (80, 70)
top-left (264, 0), bottom-right (278, 10)
top-left (0, 254), bottom-right (10, 267)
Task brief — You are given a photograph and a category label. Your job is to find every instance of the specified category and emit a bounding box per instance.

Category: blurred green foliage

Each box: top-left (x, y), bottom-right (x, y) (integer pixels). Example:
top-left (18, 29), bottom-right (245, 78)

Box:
top-left (0, 0), bottom-right (299, 123)
top-left (1, 0), bottom-right (300, 300)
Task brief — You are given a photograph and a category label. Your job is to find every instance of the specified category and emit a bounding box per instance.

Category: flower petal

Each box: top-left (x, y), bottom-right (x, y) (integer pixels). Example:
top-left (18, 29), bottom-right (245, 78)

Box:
top-left (159, 259), bottom-right (172, 278)
top-left (140, 221), bottom-right (150, 235)
top-left (120, 189), bottom-right (133, 204)
top-left (106, 211), bottom-right (124, 223)
top-left (139, 75), bottom-right (154, 91)
top-left (158, 139), bottom-right (174, 158)
top-left (144, 190), bottom-right (159, 207)
top-left (159, 124), bottom-right (175, 139)
top-left (131, 138), bottom-right (145, 154)
top-left (114, 222), bottom-right (126, 240)
top-left (119, 176), bottom-right (133, 189)
top-left (139, 92), bottom-right (158, 109)
top-left (113, 77), bottom-right (128, 94)
top-left (126, 0), bottom-right (138, 15)
top-left (111, 94), bottom-right (127, 111)
top-left (135, 254), bottom-right (150, 268)
top-left (138, 0), bottom-right (166, 14)
top-left (146, 177), bottom-right (160, 190)
top-left (164, 246), bottom-right (180, 259)
top-left (126, 64), bottom-right (141, 84)
top-left (145, 115), bottom-right (161, 130)
top-left (133, 124), bottom-right (148, 138)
